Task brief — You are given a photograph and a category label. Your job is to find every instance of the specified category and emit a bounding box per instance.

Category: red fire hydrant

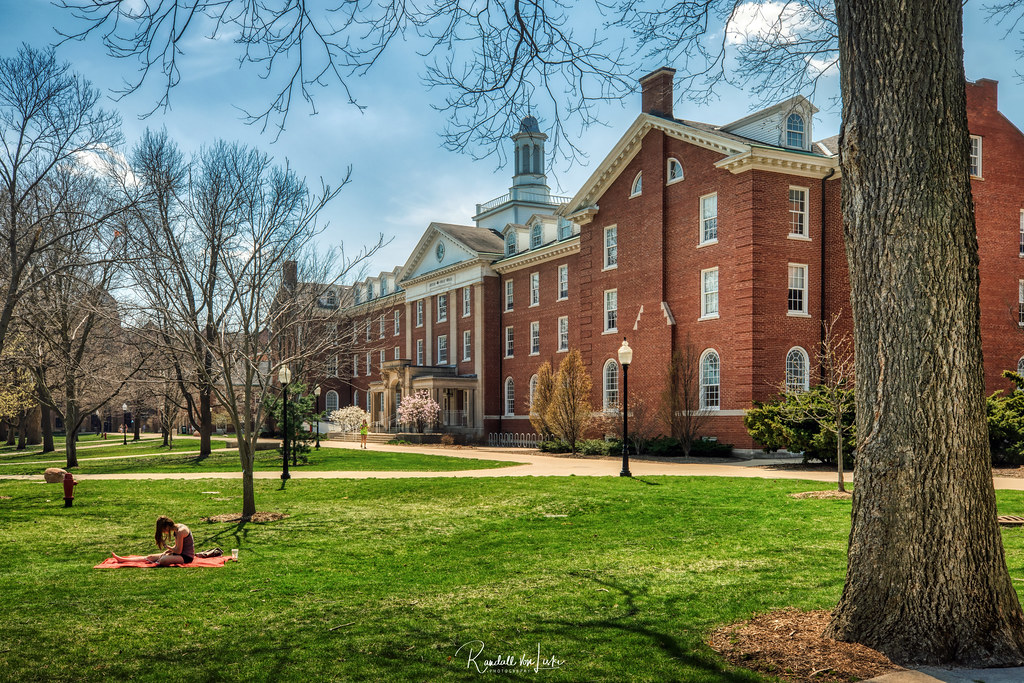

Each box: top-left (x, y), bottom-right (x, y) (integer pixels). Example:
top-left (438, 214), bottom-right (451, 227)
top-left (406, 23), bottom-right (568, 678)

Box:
top-left (62, 472), bottom-right (77, 508)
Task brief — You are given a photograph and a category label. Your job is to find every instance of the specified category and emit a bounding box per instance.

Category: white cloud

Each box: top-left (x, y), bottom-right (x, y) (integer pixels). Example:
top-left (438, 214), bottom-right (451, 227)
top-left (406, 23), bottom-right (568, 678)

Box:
top-left (726, 1), bottom-right (808, 46)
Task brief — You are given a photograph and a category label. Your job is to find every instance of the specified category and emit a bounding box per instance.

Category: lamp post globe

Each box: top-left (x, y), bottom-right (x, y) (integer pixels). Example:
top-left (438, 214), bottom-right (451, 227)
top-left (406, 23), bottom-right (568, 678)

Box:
top-left (617, 338), bottom-right (633, 477)
top-left (122, 403), bottom-right (128, 446)
top-left (278, 366), bottom-right (291, 481)
top-left (313, 385), bottom-right (322, 450)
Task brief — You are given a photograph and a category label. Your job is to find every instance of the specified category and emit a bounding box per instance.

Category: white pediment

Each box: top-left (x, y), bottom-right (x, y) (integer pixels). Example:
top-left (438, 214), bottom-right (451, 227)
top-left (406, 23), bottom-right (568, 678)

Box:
top-left (399, 224), bottom-right (481, 282)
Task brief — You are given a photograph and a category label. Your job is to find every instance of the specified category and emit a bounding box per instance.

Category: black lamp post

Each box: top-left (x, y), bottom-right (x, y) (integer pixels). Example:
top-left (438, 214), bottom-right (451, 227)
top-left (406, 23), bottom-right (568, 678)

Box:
top-left (313, 385), bottom-right (321, 450)
top-left (122, 402), bottom-right (128, 446)
top-left (618, 338), bottom-right (633, 477)
top-left (279, 366), bottom-right (291, 481)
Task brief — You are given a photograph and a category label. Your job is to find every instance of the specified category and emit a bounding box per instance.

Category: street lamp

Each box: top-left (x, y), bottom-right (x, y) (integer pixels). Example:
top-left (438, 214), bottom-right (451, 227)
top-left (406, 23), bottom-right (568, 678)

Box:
top-left (617, 338), bottom-right (633, 477)
top-left (313, 385), bottom-right (322, 450)
top-left (122, 403), bottom-right (128, 446)
top-left (278, 366), bottom-right (292, 481)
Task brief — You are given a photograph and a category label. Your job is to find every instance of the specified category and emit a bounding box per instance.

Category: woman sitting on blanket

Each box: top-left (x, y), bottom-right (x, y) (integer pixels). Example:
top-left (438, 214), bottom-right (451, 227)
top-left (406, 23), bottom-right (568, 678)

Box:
top-left (112, 516), bottom-right (203, 566)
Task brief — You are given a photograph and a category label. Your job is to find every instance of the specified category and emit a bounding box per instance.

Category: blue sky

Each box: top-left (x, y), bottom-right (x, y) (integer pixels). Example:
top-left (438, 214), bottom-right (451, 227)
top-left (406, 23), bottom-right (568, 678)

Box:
top-left (3, 2), bottom-right (1022, 274)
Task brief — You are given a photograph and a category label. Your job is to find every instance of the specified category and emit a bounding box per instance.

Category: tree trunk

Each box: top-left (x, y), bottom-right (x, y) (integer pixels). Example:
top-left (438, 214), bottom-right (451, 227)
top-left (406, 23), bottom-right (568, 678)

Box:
top-left (64, 399), bottom-right (79, 469)
top-left (40, 402), bottom-right (54, 453)
top-left (5, 421), bottom-right (14, 445)
top-left (25, 405), bottom-right (41, 445)
top-left (239, 439), bottom-right (256, 518)
top-left (199, 384), bottom-right (212, 457)
top-left (16, 415), bottom-right (26, 450)
top-left (133, 415), bottom-right (141, 441)
top-left (826, 0), bottom-right (1024, 665)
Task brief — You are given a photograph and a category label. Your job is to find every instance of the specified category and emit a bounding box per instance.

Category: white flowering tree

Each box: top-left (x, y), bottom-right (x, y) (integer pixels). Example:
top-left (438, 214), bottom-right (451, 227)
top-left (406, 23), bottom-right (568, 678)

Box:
top-left (396, 391), bottom-right (440, 433)
top-left (328, 406), bottom-right (370, 433)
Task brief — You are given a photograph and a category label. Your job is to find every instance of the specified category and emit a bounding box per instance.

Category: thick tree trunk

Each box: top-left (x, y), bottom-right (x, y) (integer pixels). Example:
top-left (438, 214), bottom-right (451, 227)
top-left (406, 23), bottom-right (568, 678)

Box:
top-left (4, 421), bottom-right (14, 445)
top-left (64, 399), bottom-right (79, 469)
top-left (826, 0), bottom-right (1024, 665)
top-left (133, 415), bottom-right (141, 441)
top-left (239, 440), bottom-right (256, 518)
top-left (16, 415), bottom-right (26, 450)
top-left (25, 405), bottom-right (41, 445)
top-left (40, 403), bottom-right (54, 453)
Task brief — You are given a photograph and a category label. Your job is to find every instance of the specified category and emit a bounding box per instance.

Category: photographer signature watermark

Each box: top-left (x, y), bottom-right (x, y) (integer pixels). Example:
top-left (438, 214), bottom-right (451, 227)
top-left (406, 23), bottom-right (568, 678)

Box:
top-left (454, 640), bottom-right (565, 673)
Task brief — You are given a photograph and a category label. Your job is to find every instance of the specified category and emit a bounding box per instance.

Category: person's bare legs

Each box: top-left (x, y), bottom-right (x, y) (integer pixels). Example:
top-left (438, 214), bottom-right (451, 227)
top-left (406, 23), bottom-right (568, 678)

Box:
top-left (153, 554), bottom-right (184, 566)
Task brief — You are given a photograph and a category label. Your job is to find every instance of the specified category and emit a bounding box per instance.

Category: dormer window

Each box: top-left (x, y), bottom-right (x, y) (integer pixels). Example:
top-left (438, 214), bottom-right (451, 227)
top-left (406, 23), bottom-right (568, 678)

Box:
top-left (381, 279), bottom-right (388, 296)
top-left (630, 172), bottom-right (642, 197)
top-left (667, 158), bottom-right (684, 184)
top-left (530, 224), bottom-right (543, 249)
top-left (786, 113), bottom-right (805, 148)
top-left (354, 287), bottom-right (362, 304)
top-left (505, 232), bottom-right (517, 256)
top-left (557, 218), bottom-right (573, 240)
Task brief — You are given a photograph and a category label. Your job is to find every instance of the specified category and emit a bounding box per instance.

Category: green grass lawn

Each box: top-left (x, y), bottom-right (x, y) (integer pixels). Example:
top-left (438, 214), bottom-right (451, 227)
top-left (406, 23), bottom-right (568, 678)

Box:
top-left (0, 436), bottom-right (229, 462)
top-left (0, 446), bottom-right (520, 475)
top-left (5, 476), bottom-right (1023, 681)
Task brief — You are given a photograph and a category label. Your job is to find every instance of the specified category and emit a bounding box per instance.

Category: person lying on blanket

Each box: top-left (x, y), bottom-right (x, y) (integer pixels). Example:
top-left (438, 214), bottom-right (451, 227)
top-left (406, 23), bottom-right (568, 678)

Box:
top-left (111, 515), bottom-right (199, 566)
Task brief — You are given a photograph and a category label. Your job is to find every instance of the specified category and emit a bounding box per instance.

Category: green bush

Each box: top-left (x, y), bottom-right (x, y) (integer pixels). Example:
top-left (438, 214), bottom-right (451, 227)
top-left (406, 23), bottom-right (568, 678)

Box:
top-left (387, 439), bottom-right (412, 445)
top-left (689, 438), bottom-right (733, 457)
top-left (744, 384), bottom-right (856, 465)
top-left (988, 371), bottom-right (1024, 465)
top-left (646, 436), bottom-right (683, 456)
top-left (578, 439), bottom-right (622, 455)
top-left (538, 439), bottom-right (571, 453)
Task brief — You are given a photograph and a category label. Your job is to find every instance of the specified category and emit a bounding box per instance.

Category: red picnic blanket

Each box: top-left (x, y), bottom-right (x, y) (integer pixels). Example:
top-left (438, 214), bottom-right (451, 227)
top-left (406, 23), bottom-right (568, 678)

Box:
top-left (94, 555), bottom-right (230, 568)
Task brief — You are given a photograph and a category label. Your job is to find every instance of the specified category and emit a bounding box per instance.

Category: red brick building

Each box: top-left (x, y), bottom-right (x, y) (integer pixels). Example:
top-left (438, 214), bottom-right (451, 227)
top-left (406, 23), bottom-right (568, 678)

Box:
top-left (320, 68), bottom-right (1023, 450)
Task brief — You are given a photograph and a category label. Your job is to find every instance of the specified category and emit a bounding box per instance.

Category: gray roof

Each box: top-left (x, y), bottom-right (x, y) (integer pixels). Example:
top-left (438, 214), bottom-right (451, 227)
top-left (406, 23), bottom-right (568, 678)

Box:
top-left (676, 118), bottom-right (833, 158)
top-left (813, 135), bottom-right (840, 157)
top-left (435, 223), bottom-right (505, 253)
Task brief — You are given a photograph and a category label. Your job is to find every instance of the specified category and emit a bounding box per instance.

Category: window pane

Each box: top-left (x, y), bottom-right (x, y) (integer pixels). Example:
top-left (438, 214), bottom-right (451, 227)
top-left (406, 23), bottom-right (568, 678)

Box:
top-left (700, 352), bottom-right (720, 409)
top-left (789, 189), bottom-right (807, 236)
top-left (701, 194), bottom-right (718, 242)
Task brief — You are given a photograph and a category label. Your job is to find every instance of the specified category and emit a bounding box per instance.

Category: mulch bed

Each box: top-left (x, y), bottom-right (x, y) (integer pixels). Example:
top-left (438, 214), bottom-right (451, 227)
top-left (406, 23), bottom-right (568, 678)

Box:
top-left (708, 609), bottom-right (902, 682)
top-left (202, 512), bottom-right (289, 523)
top-left (789, 491), bottom-right (852, 500)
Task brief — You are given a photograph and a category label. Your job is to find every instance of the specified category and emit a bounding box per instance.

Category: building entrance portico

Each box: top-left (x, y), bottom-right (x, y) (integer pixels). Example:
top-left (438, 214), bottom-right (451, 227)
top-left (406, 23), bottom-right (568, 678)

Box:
top-left (372, 360), bottom-right (482, 436)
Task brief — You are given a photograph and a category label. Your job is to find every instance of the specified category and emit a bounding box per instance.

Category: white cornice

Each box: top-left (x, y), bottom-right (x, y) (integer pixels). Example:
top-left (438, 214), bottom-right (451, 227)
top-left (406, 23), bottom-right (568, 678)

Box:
top-left (715, 148), bottom-right (840, 179)
top-left (399, 257), bottom-right (496, 290)
top-left (491, 237), bottom-right (580, 273)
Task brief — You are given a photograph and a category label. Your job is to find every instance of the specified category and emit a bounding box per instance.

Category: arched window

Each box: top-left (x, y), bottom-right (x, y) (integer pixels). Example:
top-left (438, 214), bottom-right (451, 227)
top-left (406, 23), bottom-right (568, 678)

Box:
top-left (353, 389), bottom-right (359, 409)
top-left (630, 171), bottom-right (643, 197)
top-left (667, 158), bottom-right (684, 183)
top-left (325, 390), bottom-right (339, 413)
top-left (786, 113), bottom-right (805, 148)
top-left (700, 350), bottom-right (721, 410)
top-left (1018, 357), bottom-right (1024, 376)
top-left (603, 360), bottom-right (620, 412)
top-left (533, 144), bottom-right (541, 174)
top-left (530, 223), bottom-right (543, 249)
top-left (505, 231), bottom-right (517, 256)
top-left (785, 347), bottom-right (810, 393)
top-left (529, 374), bottom-right (539, 408)
top-left (504, 377), bottom-right (515, 416)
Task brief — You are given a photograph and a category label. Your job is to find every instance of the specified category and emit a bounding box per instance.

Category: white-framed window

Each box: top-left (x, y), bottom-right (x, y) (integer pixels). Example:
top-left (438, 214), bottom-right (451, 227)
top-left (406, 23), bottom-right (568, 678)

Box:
top-left (365, 321), bottom-right (371, 341)
top-left (416, 300), bottom-right (424, 327)
top-left (505, 279), bottom-right (514, 311)
top-left (353, 389), bottom-right (359, 408)
top-left (788, 264), bottom-right (808, 315)
top-left (463, 287), bottom-right (471, 317)
top-left (1018, 357), bottom-right (1024, 377)
top-left (379, 349), bottom-right (386, 367)
top-left (700, 193), bottom-right (718, 244)
top-left (667, 158), bottom-right (684, 184)
top-left (1019, 280), bottom-right (1024, 326)
top-left (557, 265), bottom-right (569, 300)
top-left (379, 314), bottom-right (385, 339)
top-left (603, 359), bottom-right (619, 412)
top-left (437, 294), bottom-right (448, 322)
top-left (327, 355), bottom-right (338, 377)
top-left (463, 330), bottom-right (471, 361)
top-left (786, 347), bottom-right (810, 392)
top-left (1019, 211), bottom-right (1024, 257)
top-left (786, 113), bottom-right (805, 148)
top-left (366, 352), bottom-right (371, 374)
top-left (630, 171), bottom-right (642, 197)
top-left (394, 310), bottom-right (400, 335)
top-left (789, 187), bottom-right (808, 237)
top-left (505, 232), bottom-right (517, 256)
top-left (530, 321), bottom-right (540, 355)
top-left (504, 377), bottom-right (515, 416)
top-left (529, 374), bottom-right (539, 408)
top-left (700, 350), bottom-right (721, 410)
top-left (437, 335), bottom-right (448, 364)
top-left (381, 279), bottom-right (388, 296)
top-left (530, 272), bottom-right (540, 306)
top-left (354, 287), bottom-right (362, 305)
top-left (416, 339), bottom-right (424, 365)
top-left (530, 224), bottom-right (543, 249)
top-left (970, 135), bottom-right (983, 178)
top-left (505, 325), bottom-right (514, 358)
top-left (701, 268), bottom-right (719, 319)
top-left (557, 218), bottom-right (573, 240)
top-left (557, 316), bottom-right (569, 351)
top-left (325, 390), bottom-right (339, 413)
top-left (394, 346), bottom-right (400, 360)
top-left (351, 321), bottom-right (358, 342)
top-left (604, 226), bottom-right (618, 269)
top-left (604, 289), bottom-right (618, 332)
top-left (352, 354), bottom-right (359, 377)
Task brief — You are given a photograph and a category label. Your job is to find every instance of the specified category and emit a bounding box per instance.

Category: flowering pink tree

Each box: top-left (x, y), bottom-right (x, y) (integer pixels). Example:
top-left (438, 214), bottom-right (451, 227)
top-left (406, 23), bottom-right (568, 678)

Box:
top-left (397, 390), bottom-right (440, 433)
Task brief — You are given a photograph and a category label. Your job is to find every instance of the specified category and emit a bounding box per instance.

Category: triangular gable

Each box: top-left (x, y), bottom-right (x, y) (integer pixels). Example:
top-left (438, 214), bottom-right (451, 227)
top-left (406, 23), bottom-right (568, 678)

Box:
top-left (398, 222), bottom-right (490, 282)
top-left (560, 113), bottom-right (750, 216)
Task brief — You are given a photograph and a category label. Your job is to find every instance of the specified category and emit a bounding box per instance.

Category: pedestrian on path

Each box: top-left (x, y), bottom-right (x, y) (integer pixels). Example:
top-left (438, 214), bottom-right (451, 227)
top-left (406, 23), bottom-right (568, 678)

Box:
top-left (359, 420), bottom-right (369, 449)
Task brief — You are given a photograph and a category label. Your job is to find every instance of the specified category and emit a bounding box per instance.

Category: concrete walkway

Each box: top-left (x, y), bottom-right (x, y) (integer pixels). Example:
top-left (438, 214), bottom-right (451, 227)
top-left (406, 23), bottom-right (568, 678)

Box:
top-left (869, 666), bottom-right (1024, 682)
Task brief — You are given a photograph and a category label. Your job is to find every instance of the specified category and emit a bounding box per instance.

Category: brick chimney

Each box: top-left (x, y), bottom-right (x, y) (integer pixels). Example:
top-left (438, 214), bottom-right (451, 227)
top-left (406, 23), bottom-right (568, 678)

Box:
top-left (283, 260), bottom-right (297, 290)
top-left (639, 67), bottom-right (676, 119)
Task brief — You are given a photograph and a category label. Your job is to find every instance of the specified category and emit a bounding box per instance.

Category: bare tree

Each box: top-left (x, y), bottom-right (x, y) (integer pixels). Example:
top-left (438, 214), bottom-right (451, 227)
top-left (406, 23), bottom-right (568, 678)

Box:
top-left (528, 361), bottom-right (555, 440)
top-left (660, 338), bottom-right (711, 458)
top-left (0, 44), bottom-right (123, 358)
top-left (546, 348), bottom-right (593, 454)
top-left (126, 132), bottom-right (378, 517)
